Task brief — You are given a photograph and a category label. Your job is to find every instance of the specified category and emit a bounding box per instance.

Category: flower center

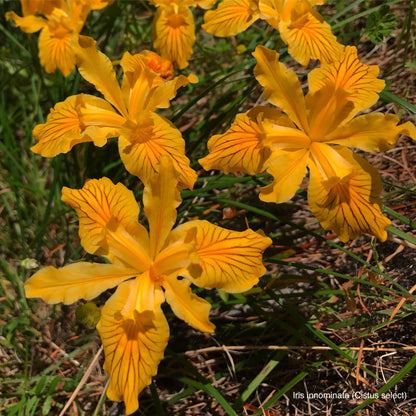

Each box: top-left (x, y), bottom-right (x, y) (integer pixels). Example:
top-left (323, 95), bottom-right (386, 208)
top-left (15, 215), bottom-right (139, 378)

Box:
top-left (167, 13), bottom-right (185, 29)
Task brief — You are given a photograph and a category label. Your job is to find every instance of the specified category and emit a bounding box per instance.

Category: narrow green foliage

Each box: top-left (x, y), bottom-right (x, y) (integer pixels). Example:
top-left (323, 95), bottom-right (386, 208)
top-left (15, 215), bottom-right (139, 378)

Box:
top-left (363, 4), bottom-right (397, 44)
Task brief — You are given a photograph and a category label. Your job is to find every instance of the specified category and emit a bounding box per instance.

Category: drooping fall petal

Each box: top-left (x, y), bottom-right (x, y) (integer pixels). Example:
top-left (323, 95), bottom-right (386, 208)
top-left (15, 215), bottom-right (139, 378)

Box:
top-left (164, 275), bottom-right (215, 333)
top-left (259, 148), bottom-right (309, 203)
top-left (143, 156), bottom-right (182, 259)
top-left (38, 24), bottom-right (75, 76)
top-left (199, 107), bottom-right (276, 175)
top-left (308, 46), bottom-right (385, 117)
top-left (97, 280), bottom-right (169, 415)
top-left (119, 112), bottom-right (197, 189)
top-left (152, 4), bottom-right (195, 69)
top-left (253, 46), bottom-right (309, 133)
top-left (202, 0), bottom-right (259, 36)
top-left (31, 94), bottom-right (123, 157)
top-left (62, 178), bottom-right (151, 269)
top-left (325, 113), bottom-right (416, 152)
top-left (277, 0), bottom-right (343, 65)
top-left (25, 262), bottom-right (137, 305)
top-left (308, 146), bottom-right (391, 242)
top-left (73, 35), bottom-right (128, 116)
top-left (171, 220), bottom-right (271, 293)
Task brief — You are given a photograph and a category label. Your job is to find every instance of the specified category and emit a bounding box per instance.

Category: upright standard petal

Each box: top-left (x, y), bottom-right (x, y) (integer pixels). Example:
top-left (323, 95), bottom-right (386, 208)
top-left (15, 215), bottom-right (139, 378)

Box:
top-left (259, 148), bottom-right (309, 203)
top-left (88, 0), bottom-right (115, 10)
top-left (306, 84), bottom-right (354, 140)
top-left (5, 12), bottom-right (46, 33)
top-left (278, 0), bottom-right (343, 65)
top-left (21, 0), bottom-right (61, 16)
top-left (119, 112), bottom-right (197, 189)
top-left (253, 46), bottom-right (309, 133)
top-left (62, 178), bottom-right (151, 268)
top-left (120, 50), bottom-right (174, 102)
top-left (143, 156), bottom-right (182, 259)
top-left (171, 220), bottom-right (271, 293)
top-left (202, 0), bottom-right (259, 36)
top-left (199, 107), bottom-right (277, 175)
top-left (97, 280), bottom-right (169, 415)
top-left (25, 262), bottom-right (137, 305)
top-left (308, 46), bottom-right (385, 117)
top-left (73, 35), bottom-right (128, 117)
top-left (163, 275), bottom-right (215, 333)
top-left (325, 113), bottom-right (416, 152)
top-left (183, 0), bottom-right (216, 8)
top-left (145, 74), bottom-right (196, 111)
top-left (308, 146), bottom-right (391, 242)
top-left (152, 4), bottom-right (195, 69)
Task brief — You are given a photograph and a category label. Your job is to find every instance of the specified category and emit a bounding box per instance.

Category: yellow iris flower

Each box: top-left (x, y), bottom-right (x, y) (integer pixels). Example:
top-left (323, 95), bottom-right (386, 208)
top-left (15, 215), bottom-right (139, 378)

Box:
top-left (32, 36), bottom-right (198, 189)
top-left (25, 156), bottom-right (271, 414)
top-left (5, 0), bottom-right (113, 76)
top-left (200, 46), bottom-right (416, 242)
top-left (203, 0), bottom-right (343, 65)
top-left (149, 0), bottom-right (216, 69)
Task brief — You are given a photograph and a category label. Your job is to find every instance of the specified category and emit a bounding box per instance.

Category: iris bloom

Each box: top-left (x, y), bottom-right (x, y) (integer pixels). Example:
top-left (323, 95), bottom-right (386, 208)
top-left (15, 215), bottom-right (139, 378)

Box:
top-left (203, 0), bottom-right (343, 65)
top-left (6, 0), bottom-right (113, 76)
top-left (200, 46), bottom-right (416, 242)
top-left (32, 35), bottom-right (198, 189)
top-left (150, 0), bottom-right (215, 69)
top-left (25, 157), bottom-right (271, 414)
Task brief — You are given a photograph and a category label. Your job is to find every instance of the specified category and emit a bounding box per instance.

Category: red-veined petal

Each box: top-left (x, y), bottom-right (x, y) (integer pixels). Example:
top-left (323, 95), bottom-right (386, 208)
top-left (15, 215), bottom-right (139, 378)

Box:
top-left (308, 146), bottom-right (390, 242)
top-left (171, 220), bottom-right (271, 293)
top-left (278, 1), bottom-right (343, 65)
top-left (308, 46), bottom-right (385, 117)
top-left (119, 112), bottom-right (196, 189)
top-left (152, 5), bottom-right (195, 69)
top-left (31, 94), bottom-right (121, 157)
top-left (202, 0), bottom-right (259, 36)
top-left (97, 280), bottom-right (169, 415)
top-left (38, 25), bottom-right (75, 76)
top-left (199, 107), bottom-right (281, 175)
top-left (62, 178), bottom-right (151, 269)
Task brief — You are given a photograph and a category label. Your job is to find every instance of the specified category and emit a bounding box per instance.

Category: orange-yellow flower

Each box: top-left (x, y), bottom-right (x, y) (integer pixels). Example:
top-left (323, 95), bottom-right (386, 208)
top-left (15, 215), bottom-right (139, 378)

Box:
top-left (5, 0), bottom-right (113, 76)
top-left (200, 45), bottom-right (416, 242)
top-left (203, 0), bottom-right (343, 65)
top-left (25, 157), bottom-right (271, 414)
top-left (32, 36), bottom-right (198, 189)
top-left (150, 0), bottom-right (215, 69)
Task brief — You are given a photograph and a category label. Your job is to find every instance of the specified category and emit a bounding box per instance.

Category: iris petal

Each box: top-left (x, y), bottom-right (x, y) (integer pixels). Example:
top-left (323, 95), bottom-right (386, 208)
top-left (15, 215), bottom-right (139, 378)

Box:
top-left (98, 280), bottom-right (169, 415)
